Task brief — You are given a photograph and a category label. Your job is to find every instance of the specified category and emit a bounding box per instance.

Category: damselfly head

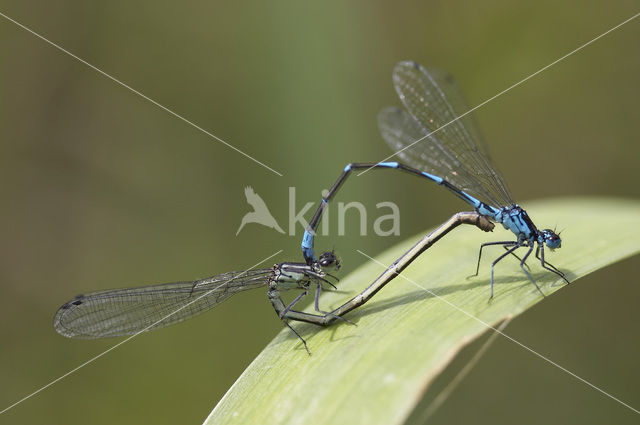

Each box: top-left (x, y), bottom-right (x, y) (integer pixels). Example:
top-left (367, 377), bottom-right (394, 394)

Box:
top-left (541, 229), bottom-right (562, 250)
top-left (318, 251), bottom-right (341, 270)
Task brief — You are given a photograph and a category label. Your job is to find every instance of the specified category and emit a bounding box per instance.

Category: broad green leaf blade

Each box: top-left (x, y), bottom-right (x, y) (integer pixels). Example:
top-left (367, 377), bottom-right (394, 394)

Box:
top-left (205, 198), bottom-right (640, 425)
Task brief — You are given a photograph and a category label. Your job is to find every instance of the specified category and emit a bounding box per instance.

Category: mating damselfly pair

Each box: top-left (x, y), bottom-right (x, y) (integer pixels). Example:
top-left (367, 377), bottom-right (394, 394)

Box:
top-left (54, 61), bottom-right (568, 352)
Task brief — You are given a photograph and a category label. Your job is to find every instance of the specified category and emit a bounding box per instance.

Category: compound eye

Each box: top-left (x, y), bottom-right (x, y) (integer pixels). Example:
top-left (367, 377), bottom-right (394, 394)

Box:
top-left (318, 252), bottom-right (335, 267)
top-left (542, 229), bottom-right (562, 249)
top-left (318, 251), bottom-right (340, 269)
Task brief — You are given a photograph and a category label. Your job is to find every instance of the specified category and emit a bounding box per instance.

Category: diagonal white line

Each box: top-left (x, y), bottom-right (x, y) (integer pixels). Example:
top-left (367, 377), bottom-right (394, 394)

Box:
top-left (358, 12), bottom-right (640, 177)
top-left (0, 249), bottom-right (283, 415)
top-left (419, 318), bottom-right (511, 422)
top-left (0, 11), bottom-right (283, 177)
top-left (356, 249), bottom-right (640, 415)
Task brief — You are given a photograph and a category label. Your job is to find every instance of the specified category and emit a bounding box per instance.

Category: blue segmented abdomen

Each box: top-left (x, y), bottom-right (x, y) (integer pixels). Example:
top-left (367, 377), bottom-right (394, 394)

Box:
top-left (302, 230), bottom-right (315, 260)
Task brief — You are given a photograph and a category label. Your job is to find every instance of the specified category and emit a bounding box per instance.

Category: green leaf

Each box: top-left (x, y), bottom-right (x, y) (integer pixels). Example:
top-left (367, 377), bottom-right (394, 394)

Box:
top-left (205, 198), bottom-right (640, 425)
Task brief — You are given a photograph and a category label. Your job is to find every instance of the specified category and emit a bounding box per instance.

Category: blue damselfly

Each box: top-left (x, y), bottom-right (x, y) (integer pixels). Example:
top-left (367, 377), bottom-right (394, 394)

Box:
top-left (302, 61), bottom-right (568, 298)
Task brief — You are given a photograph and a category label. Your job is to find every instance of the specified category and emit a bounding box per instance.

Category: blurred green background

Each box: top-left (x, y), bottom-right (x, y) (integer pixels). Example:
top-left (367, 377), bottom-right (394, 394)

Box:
top-left (1, 1), bottom-right (638, 424)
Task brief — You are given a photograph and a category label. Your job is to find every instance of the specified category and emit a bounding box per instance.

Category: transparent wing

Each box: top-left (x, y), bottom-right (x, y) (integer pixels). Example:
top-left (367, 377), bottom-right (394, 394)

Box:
top-left (53, 268), bottom-right (272, 339)
top-left (378, 61), bottom-right (513, 207)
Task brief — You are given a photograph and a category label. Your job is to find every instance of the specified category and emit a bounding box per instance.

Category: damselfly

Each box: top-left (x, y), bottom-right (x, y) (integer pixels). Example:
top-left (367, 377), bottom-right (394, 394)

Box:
top-left (54, 211), bottom-right (493, 353)
top-left (54, 252), bottom-right (341, 353)
top-left (302, 61), bottom-right (569, 298)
